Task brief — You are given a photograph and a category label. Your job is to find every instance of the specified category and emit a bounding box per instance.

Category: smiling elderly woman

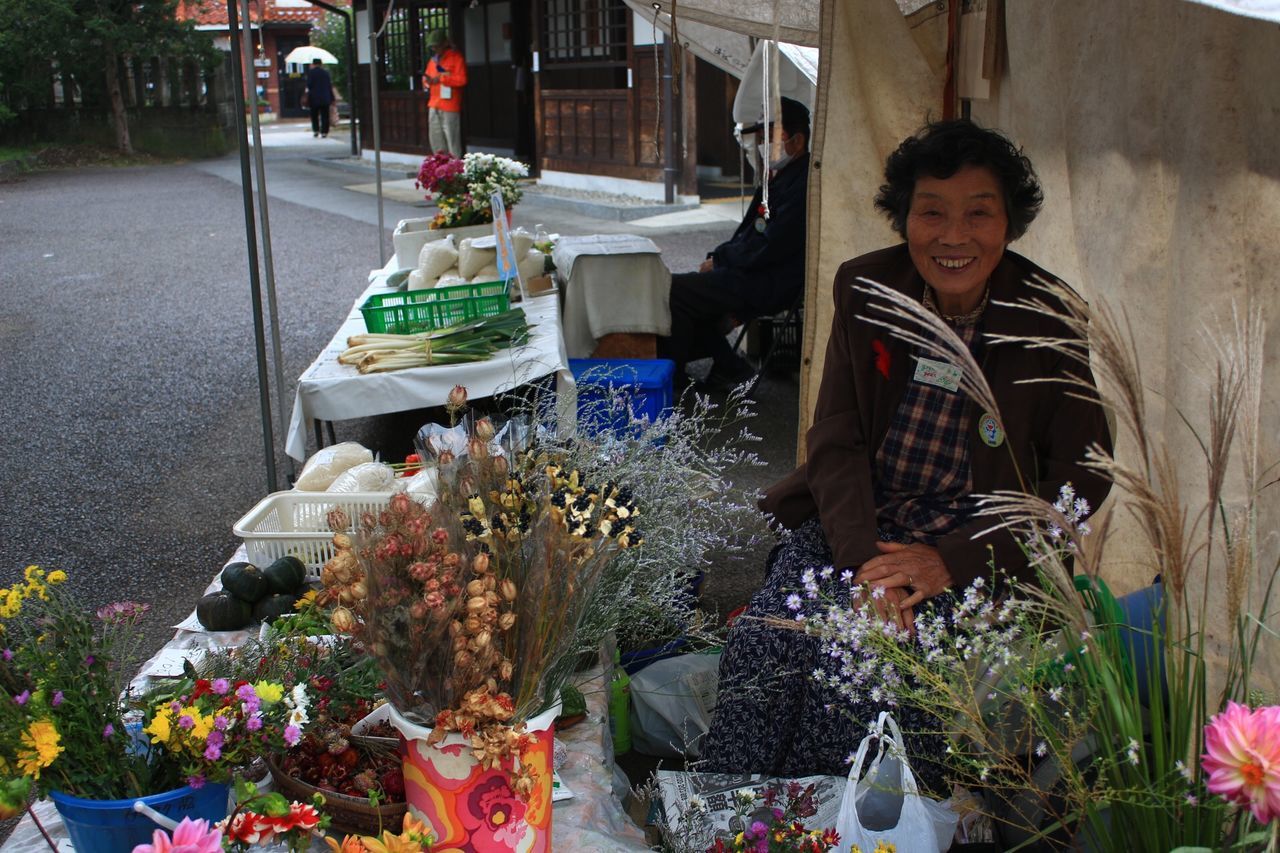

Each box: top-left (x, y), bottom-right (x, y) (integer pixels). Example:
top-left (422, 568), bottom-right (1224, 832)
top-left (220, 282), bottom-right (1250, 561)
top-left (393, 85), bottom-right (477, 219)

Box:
top-left (701, 119), bottom-right (1113, 790)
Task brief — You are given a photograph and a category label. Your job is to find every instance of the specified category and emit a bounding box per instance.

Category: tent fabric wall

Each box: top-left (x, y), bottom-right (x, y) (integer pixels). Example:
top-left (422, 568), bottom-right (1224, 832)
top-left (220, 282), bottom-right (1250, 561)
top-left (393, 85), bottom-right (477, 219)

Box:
top-left (803, 0), bottom-right (1280, 682)
top-left (799, 0), bottom-right (942, 459)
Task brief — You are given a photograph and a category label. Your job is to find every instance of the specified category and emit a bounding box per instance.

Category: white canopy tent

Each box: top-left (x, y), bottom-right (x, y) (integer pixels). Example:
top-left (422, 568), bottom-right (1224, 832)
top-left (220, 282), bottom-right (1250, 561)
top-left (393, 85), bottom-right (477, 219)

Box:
top-left (655, 0), bottom-right (1280, 686)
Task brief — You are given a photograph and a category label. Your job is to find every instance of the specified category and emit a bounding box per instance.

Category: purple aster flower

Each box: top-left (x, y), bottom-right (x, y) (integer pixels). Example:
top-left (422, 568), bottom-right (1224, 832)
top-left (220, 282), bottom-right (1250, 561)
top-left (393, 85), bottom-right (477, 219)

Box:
top-left (103, 723), bottom-right (115, 739)
top-left (213, 715), bottom-right (230, 731)
top-left (211, 678), bottom-right (230, 695)
top-left (206, 730), bottom-right (224, 748)
top-left (178, 714), bottom-right (195, 731)
top-left (785, 593), bottom-right (802, 612)
top-left (1, 649), bottom-right (12, 662)
top-left (245, 714), bottom-right (263, 732)
top-left (186, 774), bottom-right (205, 790)
top-left (51, 691), bottom-right (63, 707)
top-left (169, 700), bottom-right (183, 713)
top-left (84, 655), bottom-right (95, 666)
top-left (283, 724), bottom-right (301, 746)
top-left (235, 684), bottom-right (256, 701)
top-left (203, 743), bottom-right (221, 761)
top-left (14, 690), bottom-right (29, 706)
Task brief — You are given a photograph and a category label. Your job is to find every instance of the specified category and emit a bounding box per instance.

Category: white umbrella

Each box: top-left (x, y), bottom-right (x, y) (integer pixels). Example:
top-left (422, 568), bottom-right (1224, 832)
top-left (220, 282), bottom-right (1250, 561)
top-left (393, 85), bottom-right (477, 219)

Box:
top-left (284, 46), bottom-right (338, 65)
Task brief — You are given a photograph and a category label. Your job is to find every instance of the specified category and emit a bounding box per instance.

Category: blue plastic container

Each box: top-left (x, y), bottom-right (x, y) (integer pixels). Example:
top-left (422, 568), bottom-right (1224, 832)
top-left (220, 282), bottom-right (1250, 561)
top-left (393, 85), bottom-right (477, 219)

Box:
top-left (568, 358), bottom-right (675, 437)
top-left (50, 782), bottom-right (230, 853)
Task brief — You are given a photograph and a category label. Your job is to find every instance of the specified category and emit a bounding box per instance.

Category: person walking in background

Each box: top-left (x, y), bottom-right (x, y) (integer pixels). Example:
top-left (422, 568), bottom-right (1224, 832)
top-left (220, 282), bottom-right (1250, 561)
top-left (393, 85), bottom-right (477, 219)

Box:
top-left (305, 58), bottom-right (334, 138)
top-left (422, 29), bottom-right (467, 156)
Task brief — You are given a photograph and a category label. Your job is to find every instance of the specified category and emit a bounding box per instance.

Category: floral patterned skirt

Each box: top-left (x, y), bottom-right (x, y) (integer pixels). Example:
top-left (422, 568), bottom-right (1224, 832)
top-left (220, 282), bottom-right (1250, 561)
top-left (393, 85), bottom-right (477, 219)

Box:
top-left (701, 517), bottom-right (954, 796)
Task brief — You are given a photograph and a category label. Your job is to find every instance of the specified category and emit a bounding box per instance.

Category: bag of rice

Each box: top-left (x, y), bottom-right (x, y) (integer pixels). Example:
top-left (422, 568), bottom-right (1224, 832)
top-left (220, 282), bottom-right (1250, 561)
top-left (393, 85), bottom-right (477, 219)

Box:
top-left (327, 461), bottom-right (397, 493)
top-left (418, 234), bottom-right (458, 279)
top-left (407, 269), bottom-right (429, 290)
top-left (295, 442), bottom-right (373, 491)
top-left (518, 249), bottom-right (546, 282)
top-left (510, 228), bottom-right (535, 258)
top-left (470, 263), bottom-right (501, 283)
top-left (457, 237), bottom-right (498, 279)
top-left (437, 273), bottom-right (469, 288)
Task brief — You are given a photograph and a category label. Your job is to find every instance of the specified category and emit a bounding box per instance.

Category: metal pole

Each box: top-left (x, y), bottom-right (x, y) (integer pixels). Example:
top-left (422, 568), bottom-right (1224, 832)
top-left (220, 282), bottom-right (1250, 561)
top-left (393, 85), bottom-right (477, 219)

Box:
top-left (368, 0), bottom-right (387, 266)
top-left (343, 12), bottom-right (359, 156)
top-left (661, 35), bottom-right (676, 204)
top-left (240, 0), bottom-right (295, 482)
top-left (225, 0), bottom-right (278, 493)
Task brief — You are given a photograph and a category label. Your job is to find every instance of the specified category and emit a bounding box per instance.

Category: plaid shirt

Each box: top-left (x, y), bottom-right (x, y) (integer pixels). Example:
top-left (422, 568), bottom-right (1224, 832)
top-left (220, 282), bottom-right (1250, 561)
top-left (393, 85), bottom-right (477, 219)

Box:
top-left (873, 291), bottom-right (986, 544)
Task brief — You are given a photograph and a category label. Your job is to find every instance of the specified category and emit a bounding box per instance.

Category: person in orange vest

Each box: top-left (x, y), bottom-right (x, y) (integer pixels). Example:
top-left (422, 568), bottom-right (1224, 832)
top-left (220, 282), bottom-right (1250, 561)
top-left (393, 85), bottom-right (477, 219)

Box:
top-left (422, 29), bottom-right (467, 157)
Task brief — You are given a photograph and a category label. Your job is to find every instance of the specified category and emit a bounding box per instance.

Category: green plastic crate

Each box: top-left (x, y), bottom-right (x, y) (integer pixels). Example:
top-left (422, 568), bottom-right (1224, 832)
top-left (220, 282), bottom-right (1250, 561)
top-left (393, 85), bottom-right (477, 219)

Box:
top-left (360, 280), bottom-right (509, 334)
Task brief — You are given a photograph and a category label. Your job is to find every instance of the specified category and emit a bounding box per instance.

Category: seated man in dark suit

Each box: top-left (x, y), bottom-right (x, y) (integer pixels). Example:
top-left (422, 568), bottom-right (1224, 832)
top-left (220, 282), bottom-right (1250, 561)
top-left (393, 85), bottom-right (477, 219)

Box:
top-left (660, 97), bottom-right (810, 387)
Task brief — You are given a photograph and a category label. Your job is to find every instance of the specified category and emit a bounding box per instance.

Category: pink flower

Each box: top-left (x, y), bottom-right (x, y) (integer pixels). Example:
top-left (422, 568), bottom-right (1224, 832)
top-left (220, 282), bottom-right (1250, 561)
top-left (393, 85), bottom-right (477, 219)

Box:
top-left (283, 724), bottom-right (301, 746)
top-left (1202, 701), bottom-right (1280, 823)
top-left (131, 816), bottom-right (222, 853)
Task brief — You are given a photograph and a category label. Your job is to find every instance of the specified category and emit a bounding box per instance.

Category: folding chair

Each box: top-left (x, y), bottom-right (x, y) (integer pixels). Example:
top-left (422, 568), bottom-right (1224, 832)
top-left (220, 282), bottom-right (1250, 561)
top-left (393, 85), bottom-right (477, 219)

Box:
top-left (730, 295), bottom-right (804, 396)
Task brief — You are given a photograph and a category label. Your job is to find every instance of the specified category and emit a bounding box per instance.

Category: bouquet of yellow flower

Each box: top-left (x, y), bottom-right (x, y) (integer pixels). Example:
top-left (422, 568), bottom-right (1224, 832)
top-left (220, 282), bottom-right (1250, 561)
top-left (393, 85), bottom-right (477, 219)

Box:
top-left (0, 566), bottom-right (160, 803)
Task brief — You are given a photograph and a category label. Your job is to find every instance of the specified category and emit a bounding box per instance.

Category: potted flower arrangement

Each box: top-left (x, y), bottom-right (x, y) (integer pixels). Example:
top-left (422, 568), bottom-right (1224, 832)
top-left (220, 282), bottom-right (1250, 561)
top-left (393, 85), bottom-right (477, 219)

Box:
top-left (320, 401), bottom-right (642, 850)
top-left (0, 566), bottom-right (314, 852)
top-left (415, 151), bottom-right (528, 230)
top-left (798, 281), bottom-right (1278, 851)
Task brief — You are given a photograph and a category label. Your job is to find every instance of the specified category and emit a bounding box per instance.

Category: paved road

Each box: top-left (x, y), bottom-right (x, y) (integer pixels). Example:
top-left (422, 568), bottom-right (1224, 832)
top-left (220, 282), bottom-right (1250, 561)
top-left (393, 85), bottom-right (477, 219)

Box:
top-left (0, 121), bottom-right (793, 656)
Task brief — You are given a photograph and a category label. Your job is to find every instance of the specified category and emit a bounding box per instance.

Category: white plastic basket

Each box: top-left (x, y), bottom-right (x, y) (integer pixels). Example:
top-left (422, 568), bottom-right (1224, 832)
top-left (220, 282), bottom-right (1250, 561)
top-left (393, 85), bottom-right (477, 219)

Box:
top-left (232, 491), bottom-right (394, 579)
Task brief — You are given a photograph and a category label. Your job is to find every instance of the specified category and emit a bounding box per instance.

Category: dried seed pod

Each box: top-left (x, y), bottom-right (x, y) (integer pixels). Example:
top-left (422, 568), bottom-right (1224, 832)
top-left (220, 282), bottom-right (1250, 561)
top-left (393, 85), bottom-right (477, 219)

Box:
top-left (466, 579), bottom-right (486, 597)
top-left (332, 532), bottom-right (352, 550)
top-left (467, 595), bottom-right (487, 613)
top-left (500, 579), bottom-right (517, 601)
top-left (498, 612), bottom-right (516, 631)
top-left (472, 552), bottom-right (490, 574)
top-left (330, 607), bottom-right (356, 634)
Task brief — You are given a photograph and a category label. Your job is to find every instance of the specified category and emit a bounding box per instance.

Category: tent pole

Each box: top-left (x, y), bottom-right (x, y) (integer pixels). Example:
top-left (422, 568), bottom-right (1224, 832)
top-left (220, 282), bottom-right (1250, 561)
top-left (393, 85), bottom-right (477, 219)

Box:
top-left (344, 12), bottom-right (359, 156)
top-left (368, 0), bottom-right (387, 266)
top-left (662, 36), bottom-right (676, 204)
top-left (239, 0), bottom-right (295, 483)
top-left (225, 0), bottom-right (278, 493)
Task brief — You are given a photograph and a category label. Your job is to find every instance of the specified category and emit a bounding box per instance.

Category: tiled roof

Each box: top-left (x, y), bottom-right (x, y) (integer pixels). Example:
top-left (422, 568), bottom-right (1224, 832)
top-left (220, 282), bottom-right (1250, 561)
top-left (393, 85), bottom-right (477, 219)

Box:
top-left (177, 0), bottom-right (338, 26)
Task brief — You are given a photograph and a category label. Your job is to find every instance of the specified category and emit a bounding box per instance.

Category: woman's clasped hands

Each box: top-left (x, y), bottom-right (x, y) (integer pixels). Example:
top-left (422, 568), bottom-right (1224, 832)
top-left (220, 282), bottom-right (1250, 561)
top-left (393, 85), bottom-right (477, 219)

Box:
top-left (852, 542), bottom-right (954, 634)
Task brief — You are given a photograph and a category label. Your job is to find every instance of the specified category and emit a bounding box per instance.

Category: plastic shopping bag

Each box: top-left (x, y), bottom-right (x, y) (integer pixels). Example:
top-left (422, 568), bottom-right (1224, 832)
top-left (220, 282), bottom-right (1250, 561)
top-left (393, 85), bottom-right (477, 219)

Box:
top-left (835, 711), bottom-right (958, 853)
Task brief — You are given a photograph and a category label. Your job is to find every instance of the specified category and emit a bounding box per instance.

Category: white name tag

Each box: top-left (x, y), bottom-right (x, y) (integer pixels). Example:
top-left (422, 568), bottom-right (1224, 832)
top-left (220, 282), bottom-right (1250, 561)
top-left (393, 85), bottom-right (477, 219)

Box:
top-left (912, 356), bottom-right (961, 392)
top-left (439, 85), bottom-right (453, 99)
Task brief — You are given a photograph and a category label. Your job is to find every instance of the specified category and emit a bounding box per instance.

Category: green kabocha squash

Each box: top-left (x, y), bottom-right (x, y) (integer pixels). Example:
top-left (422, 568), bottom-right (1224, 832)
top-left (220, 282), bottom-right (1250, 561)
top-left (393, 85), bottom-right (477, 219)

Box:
top-left (262, 556), bottom-right (307, 594)
top-left (254, 593), bottom-right (301, 624)
top-left (220, 561), bottom-right (270, 603)
top-left (196, 591), bottom-right (253, 632)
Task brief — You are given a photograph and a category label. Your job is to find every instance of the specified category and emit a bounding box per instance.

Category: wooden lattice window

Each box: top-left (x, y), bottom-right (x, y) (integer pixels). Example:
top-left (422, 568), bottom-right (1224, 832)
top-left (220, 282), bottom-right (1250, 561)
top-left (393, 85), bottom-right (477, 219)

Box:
top-left (542, 0), bottom-right (628, 66)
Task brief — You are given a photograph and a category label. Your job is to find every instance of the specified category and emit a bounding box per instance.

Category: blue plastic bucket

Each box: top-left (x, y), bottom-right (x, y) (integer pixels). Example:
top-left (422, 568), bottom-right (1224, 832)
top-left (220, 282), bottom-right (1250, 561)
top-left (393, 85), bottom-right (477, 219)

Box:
top-left (49, 782), bottom-right (229, 853)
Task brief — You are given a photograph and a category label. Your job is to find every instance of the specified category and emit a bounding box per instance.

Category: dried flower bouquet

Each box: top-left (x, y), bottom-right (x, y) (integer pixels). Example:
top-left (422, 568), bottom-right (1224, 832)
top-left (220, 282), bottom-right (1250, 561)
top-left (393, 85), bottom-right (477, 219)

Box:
top-left (323, 413), bottom-right (640, 798)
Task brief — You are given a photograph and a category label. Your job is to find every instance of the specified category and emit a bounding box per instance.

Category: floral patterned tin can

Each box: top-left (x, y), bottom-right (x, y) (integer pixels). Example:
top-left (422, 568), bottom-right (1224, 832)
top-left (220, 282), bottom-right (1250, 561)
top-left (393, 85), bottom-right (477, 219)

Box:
top-left (389, 702), bottom-right (559, 852)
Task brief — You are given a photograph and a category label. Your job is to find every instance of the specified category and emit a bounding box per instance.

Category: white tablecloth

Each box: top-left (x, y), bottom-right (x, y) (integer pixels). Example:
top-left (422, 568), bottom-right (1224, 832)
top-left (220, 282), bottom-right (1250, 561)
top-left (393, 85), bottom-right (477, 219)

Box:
top-left (2, 546), bottom-right (648, 852)
top-left (552, 235), bottom-right (672, 359)
top-left (285, 265), bottom-right (572, 461)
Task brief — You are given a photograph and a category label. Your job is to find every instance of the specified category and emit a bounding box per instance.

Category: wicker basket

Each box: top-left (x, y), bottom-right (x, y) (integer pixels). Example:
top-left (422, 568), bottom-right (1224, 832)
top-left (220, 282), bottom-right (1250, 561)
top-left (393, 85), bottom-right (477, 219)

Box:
top-left (265, 755), bottom-right (407, 837)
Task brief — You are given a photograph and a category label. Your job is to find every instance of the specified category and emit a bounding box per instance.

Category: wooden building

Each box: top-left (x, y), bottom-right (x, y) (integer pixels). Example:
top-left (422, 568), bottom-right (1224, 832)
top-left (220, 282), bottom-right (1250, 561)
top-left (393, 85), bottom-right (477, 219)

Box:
top-left (353, 0), bottom-right (742, 198)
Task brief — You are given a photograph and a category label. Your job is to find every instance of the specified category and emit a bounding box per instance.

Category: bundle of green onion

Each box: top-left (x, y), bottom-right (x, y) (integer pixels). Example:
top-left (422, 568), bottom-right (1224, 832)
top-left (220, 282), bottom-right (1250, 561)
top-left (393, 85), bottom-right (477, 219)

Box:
top-left (340, 308), bottom-right (531, 374)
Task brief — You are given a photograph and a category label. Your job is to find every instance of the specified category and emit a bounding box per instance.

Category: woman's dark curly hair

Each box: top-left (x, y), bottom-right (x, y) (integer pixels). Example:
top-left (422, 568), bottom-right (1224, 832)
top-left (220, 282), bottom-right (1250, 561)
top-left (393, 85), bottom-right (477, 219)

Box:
top-left (874, 119), bottom-right (1043, 241)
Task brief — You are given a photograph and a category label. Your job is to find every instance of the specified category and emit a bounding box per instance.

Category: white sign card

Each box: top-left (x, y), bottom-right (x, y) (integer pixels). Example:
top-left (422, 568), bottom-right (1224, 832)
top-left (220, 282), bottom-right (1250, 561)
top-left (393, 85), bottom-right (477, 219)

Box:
top-left (489, 191), bottom-right (527, 300)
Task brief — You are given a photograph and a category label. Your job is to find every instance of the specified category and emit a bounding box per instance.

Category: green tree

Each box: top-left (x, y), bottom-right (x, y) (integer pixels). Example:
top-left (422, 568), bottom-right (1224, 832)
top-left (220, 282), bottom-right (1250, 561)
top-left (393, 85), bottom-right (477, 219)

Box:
top-left (0, 0), bottom-right (216, 150)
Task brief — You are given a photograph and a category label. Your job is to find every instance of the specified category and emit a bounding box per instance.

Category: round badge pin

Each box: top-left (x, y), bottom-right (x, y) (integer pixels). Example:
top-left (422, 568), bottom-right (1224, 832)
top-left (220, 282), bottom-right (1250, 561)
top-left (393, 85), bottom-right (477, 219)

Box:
top-left (754, 217), bottom-right (767, 233)
top-left (978, 412), bottom-right (1004, 448)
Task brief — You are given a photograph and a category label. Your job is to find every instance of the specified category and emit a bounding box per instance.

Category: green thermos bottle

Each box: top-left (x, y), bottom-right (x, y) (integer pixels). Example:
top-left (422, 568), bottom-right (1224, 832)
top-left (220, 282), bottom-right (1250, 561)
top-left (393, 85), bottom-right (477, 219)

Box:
top-left (609, 651), bottom-right (631, 755)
